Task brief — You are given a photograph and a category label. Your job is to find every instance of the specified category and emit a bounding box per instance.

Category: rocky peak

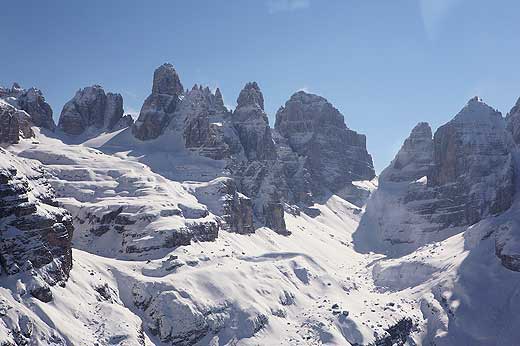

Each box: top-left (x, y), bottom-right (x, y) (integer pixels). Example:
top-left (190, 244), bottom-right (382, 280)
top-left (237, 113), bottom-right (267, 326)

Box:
top-left (152, 63), bottom-right (184, 96)
top-left (0, 83), bottom-right (55, 131)
top-left (132, 63), bottom-right (184, 140)
top-left (215, 87), bottom-right (224, 107)
top-left (380, 122), bottom-right (433, 183)
top-left (275, 90), bottom-right (375, 195)
top-left (430, 97), bottom-right (511, 187)
top-left (232, 82), bottom-right (276, 161)
top-left (237, 82), bottom-right (264, 110)
top-left (58, 85), bottom-right (127, 135)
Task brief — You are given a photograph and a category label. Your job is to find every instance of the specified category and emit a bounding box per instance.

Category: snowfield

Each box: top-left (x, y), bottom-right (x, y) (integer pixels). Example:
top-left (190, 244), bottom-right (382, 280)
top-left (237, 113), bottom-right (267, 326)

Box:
top-left (2, 127), bottom-right (520, 346)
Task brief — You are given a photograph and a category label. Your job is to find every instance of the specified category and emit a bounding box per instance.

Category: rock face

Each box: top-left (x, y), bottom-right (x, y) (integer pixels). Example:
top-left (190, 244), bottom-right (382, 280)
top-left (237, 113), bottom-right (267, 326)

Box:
top-left (380, 122), bottom-right (433, 183)
top-left (0, 100), bottom-right (23, 144)
top-left (232, 82), bottom-right (276, 161)
top-left (0, 83), bottom-right (55, 131)
top-left (0, 100), bottom-right (34, 144)
top-left (133, 63), bottom-right (184, 140)
top-left (428, 97), bottom-right (514, 226)
top-left (275, 91), bottom-right (375, 197)
top-left (506, 97), bottom-right (520, 145)
top-left (0, 148), bottom-right (73, 301)
top-left (357, 97), bottom-right (515, 256)
top-left (182, 85), bottom-right (236, 160)
top-left (58, 85), bottom-right (128, 135)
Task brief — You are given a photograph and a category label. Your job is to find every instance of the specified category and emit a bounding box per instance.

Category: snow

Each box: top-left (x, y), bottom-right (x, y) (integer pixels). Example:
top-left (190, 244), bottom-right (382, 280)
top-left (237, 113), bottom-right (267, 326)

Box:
top-left (1, 127), bottom-right (520, 345)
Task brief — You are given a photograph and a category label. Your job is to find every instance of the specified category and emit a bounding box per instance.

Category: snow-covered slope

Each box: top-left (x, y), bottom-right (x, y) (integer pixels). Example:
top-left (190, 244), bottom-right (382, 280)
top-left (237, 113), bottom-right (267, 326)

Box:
top-left (2, 68), bottom-right (520, 346)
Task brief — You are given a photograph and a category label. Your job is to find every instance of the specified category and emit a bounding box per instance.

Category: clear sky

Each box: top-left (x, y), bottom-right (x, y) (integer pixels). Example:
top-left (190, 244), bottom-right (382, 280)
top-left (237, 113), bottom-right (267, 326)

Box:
top-left (2, 0), bottom-right (519, 172)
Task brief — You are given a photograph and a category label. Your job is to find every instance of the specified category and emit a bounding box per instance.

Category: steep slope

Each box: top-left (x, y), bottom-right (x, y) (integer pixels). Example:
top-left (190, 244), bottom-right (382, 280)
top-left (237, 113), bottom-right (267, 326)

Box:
top-left (356, 97), bottom-right (514, 256)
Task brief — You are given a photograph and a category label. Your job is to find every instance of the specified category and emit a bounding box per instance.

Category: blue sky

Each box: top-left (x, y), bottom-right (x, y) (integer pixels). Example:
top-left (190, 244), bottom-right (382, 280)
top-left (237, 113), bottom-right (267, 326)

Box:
top-left (1, 0), bottom-right (519, 172)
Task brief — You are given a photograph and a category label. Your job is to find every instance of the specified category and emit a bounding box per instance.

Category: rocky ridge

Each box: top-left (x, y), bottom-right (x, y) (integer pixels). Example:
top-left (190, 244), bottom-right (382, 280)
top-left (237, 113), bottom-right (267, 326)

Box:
top-left (58, 85), bottom-right (132, 135)
top-left (0, 83), bottom-right (55, 131)
top-left (357, 97), bottom-right (517, 261)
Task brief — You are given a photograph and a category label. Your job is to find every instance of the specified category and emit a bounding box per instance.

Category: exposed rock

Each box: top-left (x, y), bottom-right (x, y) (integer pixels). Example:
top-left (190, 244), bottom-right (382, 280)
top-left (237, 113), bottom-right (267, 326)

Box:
top-left (357, 97), bottom-right (515, 256)
top-left (0, 148), bottom-right (73, 301)
top-left (232, 82), bottom-right (276, 161)
top-left (0, 100), bottom-right (34, 144)
top-left (182, 85), bottom-right (236, 160)
top-left (263, 201), bottom-right (288, 235)
top-left (17, 88), bottom-right (55, 130)
top-left (0, 100), bottom-right (22, 144)
top-left (428, 97), bottom-right (514, 225)
top-left (380, 122), bottom-right (433, 183)
top-left (0, 83), bottom-right (55, 130)
top-left (275, 91), bottom-right (375, 196)
top-left (221, 179), bottom-right (254, 234)
top-left (495, 222), bottom-right (520, 272)
top-left (58, 85), bottom-right (126, 135)
top-left (133, 63), bottom-right (184, 140)
top-left (506, 97), bottom-right (520, 145)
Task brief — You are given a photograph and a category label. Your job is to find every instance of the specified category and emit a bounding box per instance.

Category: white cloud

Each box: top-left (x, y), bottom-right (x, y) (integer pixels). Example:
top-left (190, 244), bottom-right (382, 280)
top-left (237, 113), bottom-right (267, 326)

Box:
top-left (266, 0), bottom-right (310, 14)
top-left (419, 0), bottom-right (461, 39)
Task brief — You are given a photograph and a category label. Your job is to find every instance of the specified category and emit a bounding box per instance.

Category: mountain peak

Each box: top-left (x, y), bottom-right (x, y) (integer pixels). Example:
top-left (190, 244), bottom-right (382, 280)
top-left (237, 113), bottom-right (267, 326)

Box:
top-left (152, 63), bottom-right (184, 96)
top-left (237, 82), bottom-right (264, 110)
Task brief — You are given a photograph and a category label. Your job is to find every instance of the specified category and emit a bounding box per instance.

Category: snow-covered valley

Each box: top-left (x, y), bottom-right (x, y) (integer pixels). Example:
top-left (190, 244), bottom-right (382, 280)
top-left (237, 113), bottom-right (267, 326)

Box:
top-left (1, 65), bottom-right (520, 346)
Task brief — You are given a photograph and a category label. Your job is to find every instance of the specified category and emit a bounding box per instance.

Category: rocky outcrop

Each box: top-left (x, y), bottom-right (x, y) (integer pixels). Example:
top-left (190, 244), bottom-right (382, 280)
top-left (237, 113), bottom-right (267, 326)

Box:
top-left (133, 63), bottom-right (184, 140)
top-left (221, 179), bottom-right (254, 234)
top-left (0, 149), bottom-right (73, 301)
top-left (380, 122), bottom-right (433, 183)
top-left (58, 85), bottom-right (127, 135)
top-left (182, 85), bottom-right (237, 160)
top-left (0, 100), bottom-right (34, 144)
top-left (357, 97), bottom-right (515, 256)
top-left (232, 82), bottom-right (276, 161)
top-left (506, 97), bottom-right (520, 145)
top-left (0, 84), bottom-right (55, 131)
top-left (275, 91), bottom-right (375, 196)
top-left (428, 97), bottom-right (514, 226)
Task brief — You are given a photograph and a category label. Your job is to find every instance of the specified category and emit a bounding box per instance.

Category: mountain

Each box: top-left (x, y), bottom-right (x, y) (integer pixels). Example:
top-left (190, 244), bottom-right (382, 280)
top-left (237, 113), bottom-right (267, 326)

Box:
top-left (1, 65), bottom-right (520, 345)
top-left (58, 85), bottom-right (133, 135)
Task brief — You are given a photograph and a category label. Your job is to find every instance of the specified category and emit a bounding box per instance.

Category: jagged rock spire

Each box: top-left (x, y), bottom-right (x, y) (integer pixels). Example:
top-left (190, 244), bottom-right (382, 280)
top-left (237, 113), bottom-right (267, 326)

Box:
top-left (237, 81), bottom-right (264, 110)
top-left (152, 63), bottom-right (184, 96)
top-left (380, 122), bottom-right (433, 183)
top-left (132, 63), bottom-right (184, 140)
top-left (58, 85), bottom-right (126, 135)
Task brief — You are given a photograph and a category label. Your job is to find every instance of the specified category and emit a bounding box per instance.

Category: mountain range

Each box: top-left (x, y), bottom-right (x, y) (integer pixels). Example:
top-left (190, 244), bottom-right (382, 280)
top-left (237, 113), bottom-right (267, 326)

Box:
top-left (1, 63), bottom-right (519, 345)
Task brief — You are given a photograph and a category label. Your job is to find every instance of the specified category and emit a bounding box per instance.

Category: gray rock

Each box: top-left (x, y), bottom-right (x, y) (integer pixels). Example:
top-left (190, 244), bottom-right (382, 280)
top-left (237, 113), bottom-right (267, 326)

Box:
top-left (0, 101), bottom-right (22, 144)
top-left (275, 91), bottom-right (375, 196)
top-left (506, 97), bottom-right (520, 145)
top-left (428, 97), bottom-right (514, 226)
top-left (182, 85), bottom-right (235, 160)
top-left (58, 85), bottom-right (126, 135)
top-left (232, 82), bottom-right (276, 161)
top-left (380, 122), bottom-right (433, 184)
top-left (133, 63), bottom-right (184, 140)
top-left (17, 88), bottom-right (55, 130)
top-left (221, 179), bottom-right (254, 234)
top-left (0, 149), bottom-right (73, 299)
top-left (358, 97), bottom-right (515, 255)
